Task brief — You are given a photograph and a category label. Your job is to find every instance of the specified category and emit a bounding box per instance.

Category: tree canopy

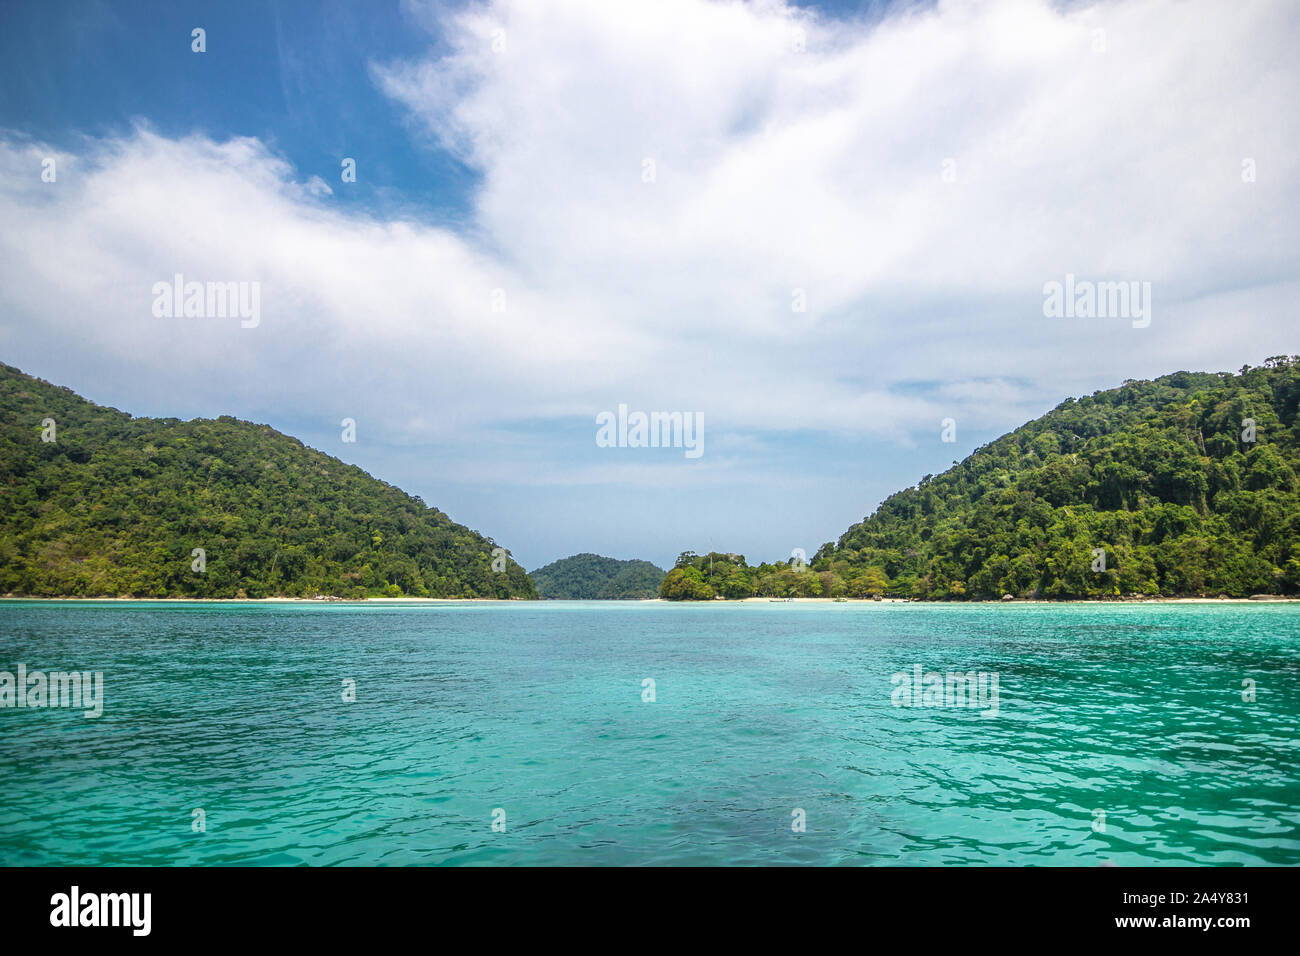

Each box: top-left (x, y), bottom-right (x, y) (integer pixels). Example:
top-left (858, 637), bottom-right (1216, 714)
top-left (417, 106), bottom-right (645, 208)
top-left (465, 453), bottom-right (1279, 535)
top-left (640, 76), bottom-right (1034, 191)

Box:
top-left (667, 358), bottom-right (1300, 600)
top-left (530, 553), bottom-right (666, 599)
top-left (0, 362), bottom-right (536, 599)
top-left (820, 357), bottom-right (1300, 600)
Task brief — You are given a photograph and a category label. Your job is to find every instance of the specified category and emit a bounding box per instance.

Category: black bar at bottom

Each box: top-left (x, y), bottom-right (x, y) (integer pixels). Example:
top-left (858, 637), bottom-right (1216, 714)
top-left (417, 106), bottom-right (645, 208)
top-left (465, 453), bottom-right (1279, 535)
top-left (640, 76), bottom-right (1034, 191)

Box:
top-left (0, 865), bottom-right (1286, 942)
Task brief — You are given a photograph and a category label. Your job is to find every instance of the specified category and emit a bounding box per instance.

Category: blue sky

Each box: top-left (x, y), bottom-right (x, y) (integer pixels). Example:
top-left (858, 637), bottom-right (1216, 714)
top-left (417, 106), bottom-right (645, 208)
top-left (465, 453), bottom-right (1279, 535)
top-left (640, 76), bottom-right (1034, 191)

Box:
top-left (0, 0), bottom-right (476, 218)
top-left (1, 0), bottom-right (1296, 571)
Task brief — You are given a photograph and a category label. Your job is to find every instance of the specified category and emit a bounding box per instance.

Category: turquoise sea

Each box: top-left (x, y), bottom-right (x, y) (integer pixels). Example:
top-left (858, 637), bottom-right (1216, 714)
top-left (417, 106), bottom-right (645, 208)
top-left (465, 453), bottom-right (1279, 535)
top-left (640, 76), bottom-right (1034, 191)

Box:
top-left (0, 600), bottom-right (1297, 866)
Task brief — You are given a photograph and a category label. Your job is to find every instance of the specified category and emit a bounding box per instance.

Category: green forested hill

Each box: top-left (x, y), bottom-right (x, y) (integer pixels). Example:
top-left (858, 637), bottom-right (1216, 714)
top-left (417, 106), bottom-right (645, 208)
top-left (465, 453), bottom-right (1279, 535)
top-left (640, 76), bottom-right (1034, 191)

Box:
top-left (530, 553), bottom-right (665, 599)
top-left (817, 357), bottom-right (1300, 599)
top-left (659, 551), bottom-right (826, 599)
top-left (0, 363), bottom-right (536, 599)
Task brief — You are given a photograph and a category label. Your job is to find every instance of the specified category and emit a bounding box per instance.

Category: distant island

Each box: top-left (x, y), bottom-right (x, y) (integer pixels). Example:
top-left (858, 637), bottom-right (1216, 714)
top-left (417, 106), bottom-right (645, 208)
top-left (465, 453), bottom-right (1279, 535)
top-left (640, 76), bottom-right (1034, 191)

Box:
top-left (0, 363), bottom-right (535, 600)
top-left (531, 553), bottom-right (666, 599)
top-left (662, 358), bottom-right (1300, 601)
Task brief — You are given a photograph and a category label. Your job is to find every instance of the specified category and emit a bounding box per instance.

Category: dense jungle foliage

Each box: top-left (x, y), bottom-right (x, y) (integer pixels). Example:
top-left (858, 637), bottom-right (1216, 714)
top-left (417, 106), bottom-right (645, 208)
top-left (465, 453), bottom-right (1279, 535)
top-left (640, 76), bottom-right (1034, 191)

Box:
top-left (530, 553), bottom-right (666, 599)
top-left (0, 363), bottom-right (536, 599)
top-left (663, 358), bottom-right (1300, 600)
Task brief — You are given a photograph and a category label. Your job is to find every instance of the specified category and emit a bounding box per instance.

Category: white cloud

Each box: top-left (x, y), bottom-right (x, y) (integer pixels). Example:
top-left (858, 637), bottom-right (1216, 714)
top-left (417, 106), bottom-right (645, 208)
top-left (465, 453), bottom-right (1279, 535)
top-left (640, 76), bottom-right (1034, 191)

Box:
top-left (1, 0), bottom-right (1297, 502)
top-left (305, 175), bottom-right (334, 197)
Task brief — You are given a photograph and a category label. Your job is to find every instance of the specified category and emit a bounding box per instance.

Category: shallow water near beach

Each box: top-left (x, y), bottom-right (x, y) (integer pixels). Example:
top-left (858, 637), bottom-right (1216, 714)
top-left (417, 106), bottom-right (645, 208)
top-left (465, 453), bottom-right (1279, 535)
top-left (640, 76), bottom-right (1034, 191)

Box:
top-left (1, 600), bottom-right (1297, 866)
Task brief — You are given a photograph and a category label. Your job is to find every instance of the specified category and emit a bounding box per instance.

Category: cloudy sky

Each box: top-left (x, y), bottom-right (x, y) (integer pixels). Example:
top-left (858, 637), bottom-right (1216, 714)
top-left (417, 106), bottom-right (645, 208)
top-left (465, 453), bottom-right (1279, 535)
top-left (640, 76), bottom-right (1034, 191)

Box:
top-left (1, 0), bottom-right (1296, 571)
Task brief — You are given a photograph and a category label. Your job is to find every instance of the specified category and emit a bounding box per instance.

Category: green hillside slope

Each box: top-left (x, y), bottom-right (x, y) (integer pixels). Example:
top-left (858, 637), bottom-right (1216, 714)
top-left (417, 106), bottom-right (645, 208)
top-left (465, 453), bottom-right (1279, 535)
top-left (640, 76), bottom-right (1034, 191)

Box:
top-left (0, 363), bottom-right (536, 599)
top-left (530, 553), bottom-right (666, 599)
top-left (817, 357), bottom-right (1300, 599)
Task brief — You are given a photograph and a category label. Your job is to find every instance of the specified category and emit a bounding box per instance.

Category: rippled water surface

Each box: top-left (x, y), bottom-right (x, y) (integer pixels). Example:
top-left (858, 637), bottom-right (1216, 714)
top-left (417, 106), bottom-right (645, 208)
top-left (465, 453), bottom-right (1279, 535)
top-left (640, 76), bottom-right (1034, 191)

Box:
top-left (1, 600), bottom-right (1297, 865)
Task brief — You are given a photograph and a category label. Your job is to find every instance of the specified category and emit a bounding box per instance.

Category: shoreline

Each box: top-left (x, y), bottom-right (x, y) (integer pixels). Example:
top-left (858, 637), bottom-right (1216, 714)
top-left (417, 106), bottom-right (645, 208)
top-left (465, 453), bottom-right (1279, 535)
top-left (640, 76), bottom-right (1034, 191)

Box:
top-left (0, 595), bottom-right (1295, 605)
